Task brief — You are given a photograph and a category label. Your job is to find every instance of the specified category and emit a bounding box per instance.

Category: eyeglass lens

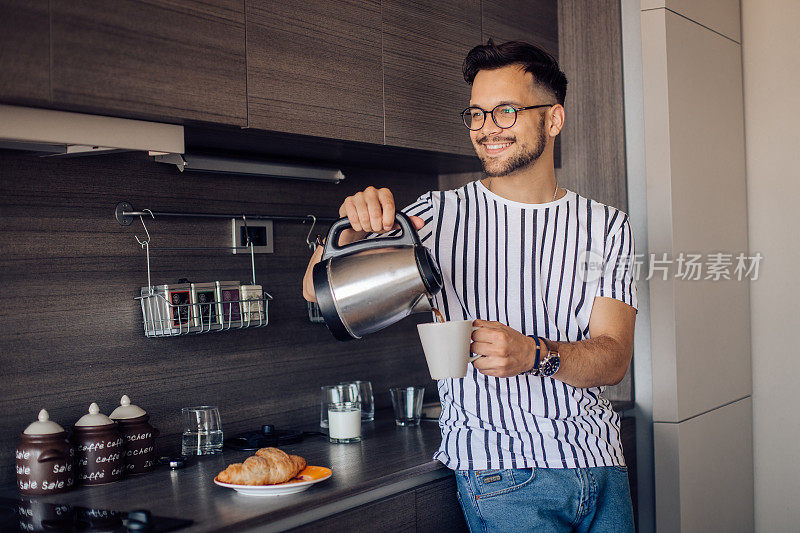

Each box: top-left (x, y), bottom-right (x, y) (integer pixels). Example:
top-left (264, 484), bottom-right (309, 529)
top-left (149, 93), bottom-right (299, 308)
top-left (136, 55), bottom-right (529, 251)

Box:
top-left (463, 105), bottom-right (518, 130)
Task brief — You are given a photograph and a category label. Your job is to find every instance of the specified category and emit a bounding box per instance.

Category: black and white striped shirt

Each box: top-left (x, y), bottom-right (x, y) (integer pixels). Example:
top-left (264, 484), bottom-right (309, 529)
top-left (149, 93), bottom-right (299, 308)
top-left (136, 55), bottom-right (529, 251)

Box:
top-left (403, 181), bottom-right (637, 470)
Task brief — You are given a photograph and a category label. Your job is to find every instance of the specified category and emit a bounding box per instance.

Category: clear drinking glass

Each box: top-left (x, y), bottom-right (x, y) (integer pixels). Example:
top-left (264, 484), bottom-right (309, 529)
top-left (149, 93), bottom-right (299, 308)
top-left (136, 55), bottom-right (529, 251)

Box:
top-left (339, 381), bottom-right (374, 421)
top-left (327, 401), bottom-right (362, 443)
top-left (390, 386), bottom-right (426, 426)
top-left (320, 384), bottom-right (359, 429)
top-left (181, 406), bottom-right (223, 455)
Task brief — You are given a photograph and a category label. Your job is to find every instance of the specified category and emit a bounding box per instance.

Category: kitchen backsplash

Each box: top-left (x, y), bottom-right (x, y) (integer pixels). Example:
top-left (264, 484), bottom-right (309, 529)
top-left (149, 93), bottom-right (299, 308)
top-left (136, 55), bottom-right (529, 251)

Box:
top-left (0, 150), bottom-right (438, 484)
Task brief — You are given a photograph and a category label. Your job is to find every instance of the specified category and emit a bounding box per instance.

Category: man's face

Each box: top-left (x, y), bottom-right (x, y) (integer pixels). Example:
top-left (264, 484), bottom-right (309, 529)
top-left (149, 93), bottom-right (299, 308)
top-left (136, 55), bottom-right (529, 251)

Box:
top-left (468, 65), bottom-right (552, 177)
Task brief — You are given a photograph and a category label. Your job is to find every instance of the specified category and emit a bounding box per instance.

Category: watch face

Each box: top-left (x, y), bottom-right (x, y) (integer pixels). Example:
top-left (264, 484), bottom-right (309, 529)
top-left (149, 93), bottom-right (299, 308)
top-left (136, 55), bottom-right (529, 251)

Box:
top-left (540, 355), bottom-right (560, 377)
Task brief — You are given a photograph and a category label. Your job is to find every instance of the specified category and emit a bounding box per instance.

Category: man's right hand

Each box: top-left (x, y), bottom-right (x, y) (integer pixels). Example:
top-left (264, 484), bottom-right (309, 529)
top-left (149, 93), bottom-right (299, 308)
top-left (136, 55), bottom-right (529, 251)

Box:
top-left (301, 186), bottom-right (425, 303)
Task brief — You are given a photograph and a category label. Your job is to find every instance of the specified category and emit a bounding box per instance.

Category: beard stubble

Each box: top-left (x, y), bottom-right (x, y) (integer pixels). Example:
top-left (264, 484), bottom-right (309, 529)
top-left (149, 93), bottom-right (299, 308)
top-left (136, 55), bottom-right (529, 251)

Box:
top-left (479, 115), bottom-right (548, 178)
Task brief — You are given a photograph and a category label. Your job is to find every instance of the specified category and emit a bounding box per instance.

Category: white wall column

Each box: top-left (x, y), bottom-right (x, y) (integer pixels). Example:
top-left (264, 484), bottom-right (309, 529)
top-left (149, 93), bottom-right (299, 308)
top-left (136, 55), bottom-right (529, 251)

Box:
top-left (640, 1), bottom-right (753, 531)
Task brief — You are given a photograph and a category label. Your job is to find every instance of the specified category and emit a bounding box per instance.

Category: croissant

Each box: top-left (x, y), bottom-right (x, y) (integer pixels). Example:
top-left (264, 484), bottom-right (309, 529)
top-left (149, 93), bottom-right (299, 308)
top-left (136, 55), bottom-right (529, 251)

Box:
top-left (255, 447), bottom-right (306, 472)
top-left (217, 447), bottom-right (306, 485)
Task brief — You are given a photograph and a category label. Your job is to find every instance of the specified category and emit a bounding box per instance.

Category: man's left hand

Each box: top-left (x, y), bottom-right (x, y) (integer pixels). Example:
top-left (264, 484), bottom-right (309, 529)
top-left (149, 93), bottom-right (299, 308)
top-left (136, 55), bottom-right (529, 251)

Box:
top-left (470, 320), bottom-right (537, 378)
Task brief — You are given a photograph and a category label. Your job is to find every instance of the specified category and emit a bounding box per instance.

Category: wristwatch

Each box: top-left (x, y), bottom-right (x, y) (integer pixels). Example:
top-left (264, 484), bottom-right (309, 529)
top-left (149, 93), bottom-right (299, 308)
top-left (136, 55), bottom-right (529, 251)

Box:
top-left (538, 337), bottom-right (561, 377)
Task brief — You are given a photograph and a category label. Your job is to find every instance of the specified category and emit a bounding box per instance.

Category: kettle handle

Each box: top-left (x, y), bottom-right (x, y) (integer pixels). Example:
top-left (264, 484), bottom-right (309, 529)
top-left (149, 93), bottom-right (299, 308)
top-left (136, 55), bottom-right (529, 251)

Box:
top-left (321, 212), bottom-right (420, 260)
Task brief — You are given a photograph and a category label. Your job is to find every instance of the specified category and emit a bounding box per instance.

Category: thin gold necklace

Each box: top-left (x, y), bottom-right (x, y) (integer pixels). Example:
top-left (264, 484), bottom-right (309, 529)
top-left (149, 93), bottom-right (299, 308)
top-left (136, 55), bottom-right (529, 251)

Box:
top-left (487, 178), bottom-right (559, 201)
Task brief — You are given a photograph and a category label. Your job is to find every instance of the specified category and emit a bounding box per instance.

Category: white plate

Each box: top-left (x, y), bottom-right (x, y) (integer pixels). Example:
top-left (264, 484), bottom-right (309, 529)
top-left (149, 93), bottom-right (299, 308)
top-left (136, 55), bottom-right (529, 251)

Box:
top-left (214, 466), bottom-right (332, 497)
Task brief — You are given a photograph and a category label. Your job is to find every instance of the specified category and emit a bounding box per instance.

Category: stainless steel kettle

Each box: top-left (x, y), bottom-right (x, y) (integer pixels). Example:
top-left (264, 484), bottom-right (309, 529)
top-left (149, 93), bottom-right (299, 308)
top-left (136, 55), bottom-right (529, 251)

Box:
top-left (313, 212), bottom-right (443, 341)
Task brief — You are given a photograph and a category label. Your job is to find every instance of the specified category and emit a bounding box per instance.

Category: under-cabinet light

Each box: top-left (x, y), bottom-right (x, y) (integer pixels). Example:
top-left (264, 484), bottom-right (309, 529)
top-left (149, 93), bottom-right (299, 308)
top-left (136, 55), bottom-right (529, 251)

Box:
top-left (152, 153), bottom-right (345, 183)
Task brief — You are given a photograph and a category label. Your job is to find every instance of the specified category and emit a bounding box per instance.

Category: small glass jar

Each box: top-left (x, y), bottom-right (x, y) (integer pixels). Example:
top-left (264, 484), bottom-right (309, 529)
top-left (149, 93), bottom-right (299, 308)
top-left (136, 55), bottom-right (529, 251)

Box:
top-left (327, 402), bottom-right (361, 443)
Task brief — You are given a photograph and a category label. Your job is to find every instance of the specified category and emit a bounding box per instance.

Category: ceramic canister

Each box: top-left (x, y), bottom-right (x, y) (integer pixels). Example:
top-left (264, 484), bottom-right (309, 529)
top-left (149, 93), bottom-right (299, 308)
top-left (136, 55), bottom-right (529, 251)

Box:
top-left (109, 395), bottom-right (159, 474)
top-left (16, 409), bottom-right (75, 495)
top-left (71, 403), bottom-right (125, 485)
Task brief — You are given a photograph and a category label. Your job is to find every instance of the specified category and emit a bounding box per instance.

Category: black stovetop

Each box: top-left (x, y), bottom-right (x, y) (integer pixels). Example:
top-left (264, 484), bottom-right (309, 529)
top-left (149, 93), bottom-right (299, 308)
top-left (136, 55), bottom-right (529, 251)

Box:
top-left (0, 496), bottom-right (192, 532)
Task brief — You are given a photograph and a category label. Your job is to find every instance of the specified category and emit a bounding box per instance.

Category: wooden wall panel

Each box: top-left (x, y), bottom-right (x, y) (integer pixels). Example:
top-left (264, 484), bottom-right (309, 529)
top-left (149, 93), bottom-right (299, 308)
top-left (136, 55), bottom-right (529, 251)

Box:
top-left (50, 0), bottom-right (247, 125)
top-left (0, 0), bottom-right (50, 106)
top-left (246, 0), bottom-right (384, 144)
top-left (557, 0), bottom-right (628, 212)
top-left (0, 150), bottom-right (438, 483)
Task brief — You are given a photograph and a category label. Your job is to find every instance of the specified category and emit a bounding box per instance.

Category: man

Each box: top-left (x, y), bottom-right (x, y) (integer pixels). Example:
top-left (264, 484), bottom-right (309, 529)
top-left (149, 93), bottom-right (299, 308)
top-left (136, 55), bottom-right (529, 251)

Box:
top-left (303, 40), bottom-right (637, 532)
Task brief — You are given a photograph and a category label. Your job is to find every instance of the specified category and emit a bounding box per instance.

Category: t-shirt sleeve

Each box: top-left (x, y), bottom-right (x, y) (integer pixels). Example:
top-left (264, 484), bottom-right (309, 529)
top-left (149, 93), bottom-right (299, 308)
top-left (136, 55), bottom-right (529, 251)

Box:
top-left (597, 214), bottom-right (638, 310)
top-left (400, 192), bottom-right (435, 244)
top-left (370, 192), bottom-right (434, 244)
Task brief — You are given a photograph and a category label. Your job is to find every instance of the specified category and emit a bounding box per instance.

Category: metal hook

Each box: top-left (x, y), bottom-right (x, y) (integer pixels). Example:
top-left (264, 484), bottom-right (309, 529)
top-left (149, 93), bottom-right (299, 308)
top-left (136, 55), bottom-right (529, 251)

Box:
top-left (304, 215), bottom-right (317, 250)
top-left (242, 214), bottom-right (251, 247)
top-left (134, 209), bottom-right (154, 247)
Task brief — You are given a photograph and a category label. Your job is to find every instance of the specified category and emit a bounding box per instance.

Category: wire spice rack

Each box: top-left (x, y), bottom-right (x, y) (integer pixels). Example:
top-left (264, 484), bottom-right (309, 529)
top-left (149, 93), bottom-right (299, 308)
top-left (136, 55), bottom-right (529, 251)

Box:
top-left (138, 291), bottom-right (270, 337)
top-left (123, 206), bottom-right (273, 338)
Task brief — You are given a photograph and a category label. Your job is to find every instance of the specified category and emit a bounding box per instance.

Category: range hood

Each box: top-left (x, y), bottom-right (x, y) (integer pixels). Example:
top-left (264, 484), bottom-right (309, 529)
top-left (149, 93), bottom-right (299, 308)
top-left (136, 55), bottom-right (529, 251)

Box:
top-left (0, 105), bottom-right (184, 155)
top-left (0, 105), bottom-right (343, 182)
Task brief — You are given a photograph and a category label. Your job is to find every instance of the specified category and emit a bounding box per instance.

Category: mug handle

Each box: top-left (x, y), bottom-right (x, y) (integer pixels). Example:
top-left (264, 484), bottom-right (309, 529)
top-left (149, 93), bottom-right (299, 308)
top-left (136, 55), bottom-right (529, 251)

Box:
top-left (468, 326), bottom-right (483, 362)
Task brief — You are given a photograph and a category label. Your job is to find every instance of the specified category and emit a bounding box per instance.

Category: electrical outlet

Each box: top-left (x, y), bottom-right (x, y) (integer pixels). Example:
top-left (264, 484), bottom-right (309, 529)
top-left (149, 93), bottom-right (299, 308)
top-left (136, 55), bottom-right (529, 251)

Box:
top-left (231, 219), bottom-right (274, 254)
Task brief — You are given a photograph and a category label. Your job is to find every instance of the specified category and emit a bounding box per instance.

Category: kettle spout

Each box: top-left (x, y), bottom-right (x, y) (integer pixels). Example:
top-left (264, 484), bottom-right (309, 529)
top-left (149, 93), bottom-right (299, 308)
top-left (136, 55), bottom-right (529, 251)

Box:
top-left (410, 295), bottom-right (433, 314)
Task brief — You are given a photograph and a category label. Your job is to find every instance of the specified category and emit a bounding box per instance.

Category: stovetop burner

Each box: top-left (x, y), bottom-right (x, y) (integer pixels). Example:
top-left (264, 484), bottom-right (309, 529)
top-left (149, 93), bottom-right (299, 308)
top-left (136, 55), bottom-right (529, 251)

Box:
top-left (0, 497), bottom-right (192, 532)
top-left (223, 424), bottom-right (324, 451)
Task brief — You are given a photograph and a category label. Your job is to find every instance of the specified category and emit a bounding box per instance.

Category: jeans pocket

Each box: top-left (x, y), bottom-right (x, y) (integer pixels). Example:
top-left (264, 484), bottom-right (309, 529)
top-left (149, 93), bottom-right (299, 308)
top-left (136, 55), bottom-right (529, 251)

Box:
top-left (474, 468), bottom-right (535, 500)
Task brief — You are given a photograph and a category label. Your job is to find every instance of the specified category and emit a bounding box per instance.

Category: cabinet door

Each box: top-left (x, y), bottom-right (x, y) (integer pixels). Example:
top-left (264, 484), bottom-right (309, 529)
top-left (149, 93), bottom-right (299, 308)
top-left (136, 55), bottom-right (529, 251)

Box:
top-left (415, 475), bottom-right (468, 532)
top-left (382, 0), bottom-right (480, 156)
top-left (246, 0), bottom-right (383, 145)
top-left (285, 492), bottom-right (416, 532)
top-left (50, 0), bottom-right (246, 126)
top-left (0, 0), bottom-right (50, 106)
top-left (481, 0), bottom-right (558, 58)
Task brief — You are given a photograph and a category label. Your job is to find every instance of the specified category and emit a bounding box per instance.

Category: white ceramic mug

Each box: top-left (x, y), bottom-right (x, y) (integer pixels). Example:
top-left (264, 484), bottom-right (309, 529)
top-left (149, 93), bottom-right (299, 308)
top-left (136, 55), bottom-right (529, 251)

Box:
top-left (417, 320), bottom-right (481, 379)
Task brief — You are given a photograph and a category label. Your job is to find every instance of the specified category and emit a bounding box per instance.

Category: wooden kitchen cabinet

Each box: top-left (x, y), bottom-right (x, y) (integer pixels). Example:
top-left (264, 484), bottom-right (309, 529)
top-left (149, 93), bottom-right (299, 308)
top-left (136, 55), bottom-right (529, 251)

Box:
top-left (286, 474), bottom-right (466, 532)
top-left (246, 0), bottom-right (384, 145)
top-left (382, 0), bottom-right (481, 156)
top-left (49, 0), bottom-right (247, 126)
top-left (0, 0), bottom-right (50, 106)
top-left (481, 0), bottom-right (559, 58)
top-left (415, 475), bottom-right (468, 531)
top-left (287, 492), bottom-right (417, 532)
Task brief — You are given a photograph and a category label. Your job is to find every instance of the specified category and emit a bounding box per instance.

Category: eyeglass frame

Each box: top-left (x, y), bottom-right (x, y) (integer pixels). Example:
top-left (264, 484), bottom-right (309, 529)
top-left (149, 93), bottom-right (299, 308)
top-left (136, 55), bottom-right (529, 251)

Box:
top-left (460, 103), bottom-right (557, 131)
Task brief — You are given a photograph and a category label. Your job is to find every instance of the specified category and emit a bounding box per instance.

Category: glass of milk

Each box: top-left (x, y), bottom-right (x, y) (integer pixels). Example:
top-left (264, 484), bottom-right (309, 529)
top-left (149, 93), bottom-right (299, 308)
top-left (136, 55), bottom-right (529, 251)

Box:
top-left (327, 402), bottom-right (362, 443)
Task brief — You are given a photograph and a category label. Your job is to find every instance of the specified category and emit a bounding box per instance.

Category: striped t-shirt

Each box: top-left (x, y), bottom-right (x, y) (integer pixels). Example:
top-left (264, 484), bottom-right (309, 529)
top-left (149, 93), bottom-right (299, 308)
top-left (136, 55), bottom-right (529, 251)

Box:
top-left (402, 180), bottom-right (638, 470)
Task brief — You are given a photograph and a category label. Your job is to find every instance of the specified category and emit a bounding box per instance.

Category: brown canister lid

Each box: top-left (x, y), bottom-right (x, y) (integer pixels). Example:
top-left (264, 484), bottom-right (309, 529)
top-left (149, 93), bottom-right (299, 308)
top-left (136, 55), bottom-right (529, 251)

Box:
top-left (109, 395), bottom-right (147, 420)
top-left (74, 403), bottom-right (114, 427)
top-left (23, 410), bottom-right (65, 435)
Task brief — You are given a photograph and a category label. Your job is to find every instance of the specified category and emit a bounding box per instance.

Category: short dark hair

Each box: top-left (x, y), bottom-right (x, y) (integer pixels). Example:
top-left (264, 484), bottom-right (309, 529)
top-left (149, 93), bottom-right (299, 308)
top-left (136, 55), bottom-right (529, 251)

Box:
top-left (463, 39), bottom-right (568, 106)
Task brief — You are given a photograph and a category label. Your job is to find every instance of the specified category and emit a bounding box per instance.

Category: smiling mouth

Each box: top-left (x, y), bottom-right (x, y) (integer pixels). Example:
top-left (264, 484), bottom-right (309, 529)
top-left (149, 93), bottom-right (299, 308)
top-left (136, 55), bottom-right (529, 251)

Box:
top-left (481, 141), bottom-right (514, 155)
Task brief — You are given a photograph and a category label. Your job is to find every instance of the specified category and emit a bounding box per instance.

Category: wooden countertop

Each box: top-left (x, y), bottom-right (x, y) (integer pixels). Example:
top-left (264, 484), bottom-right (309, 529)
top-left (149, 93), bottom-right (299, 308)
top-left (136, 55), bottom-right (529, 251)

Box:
top-left (2, 401), bottom-right (634, 532)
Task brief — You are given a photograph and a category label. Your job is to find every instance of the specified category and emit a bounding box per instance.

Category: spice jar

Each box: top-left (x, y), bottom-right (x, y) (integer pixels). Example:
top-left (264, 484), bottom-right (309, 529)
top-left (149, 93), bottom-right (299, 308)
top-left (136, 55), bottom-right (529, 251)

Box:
top-left (109, 395), bottom-right (159, 475)
top-left (72, 403), bottom-right (125, 485)
top-left (16, 409), bottom-right (74, 495)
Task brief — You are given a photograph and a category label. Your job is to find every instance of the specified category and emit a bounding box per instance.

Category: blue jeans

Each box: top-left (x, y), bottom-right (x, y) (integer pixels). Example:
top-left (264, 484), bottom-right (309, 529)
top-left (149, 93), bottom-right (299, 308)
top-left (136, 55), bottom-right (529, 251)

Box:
top-left (454, 467), bottom-right (634, 533)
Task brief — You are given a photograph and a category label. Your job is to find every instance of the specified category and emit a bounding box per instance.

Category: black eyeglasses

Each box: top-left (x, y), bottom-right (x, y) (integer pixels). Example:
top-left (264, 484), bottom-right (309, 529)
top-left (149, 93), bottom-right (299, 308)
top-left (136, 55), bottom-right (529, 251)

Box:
top-left (460, 103), bottom-right (556, 130)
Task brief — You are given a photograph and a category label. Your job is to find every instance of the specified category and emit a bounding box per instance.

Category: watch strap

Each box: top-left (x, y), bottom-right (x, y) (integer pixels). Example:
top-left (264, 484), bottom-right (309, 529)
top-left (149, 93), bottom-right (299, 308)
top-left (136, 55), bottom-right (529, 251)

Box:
top-left (524, 336), bottom-right (542, 375)
top-left (539, 337), bottom-right (554, 354)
